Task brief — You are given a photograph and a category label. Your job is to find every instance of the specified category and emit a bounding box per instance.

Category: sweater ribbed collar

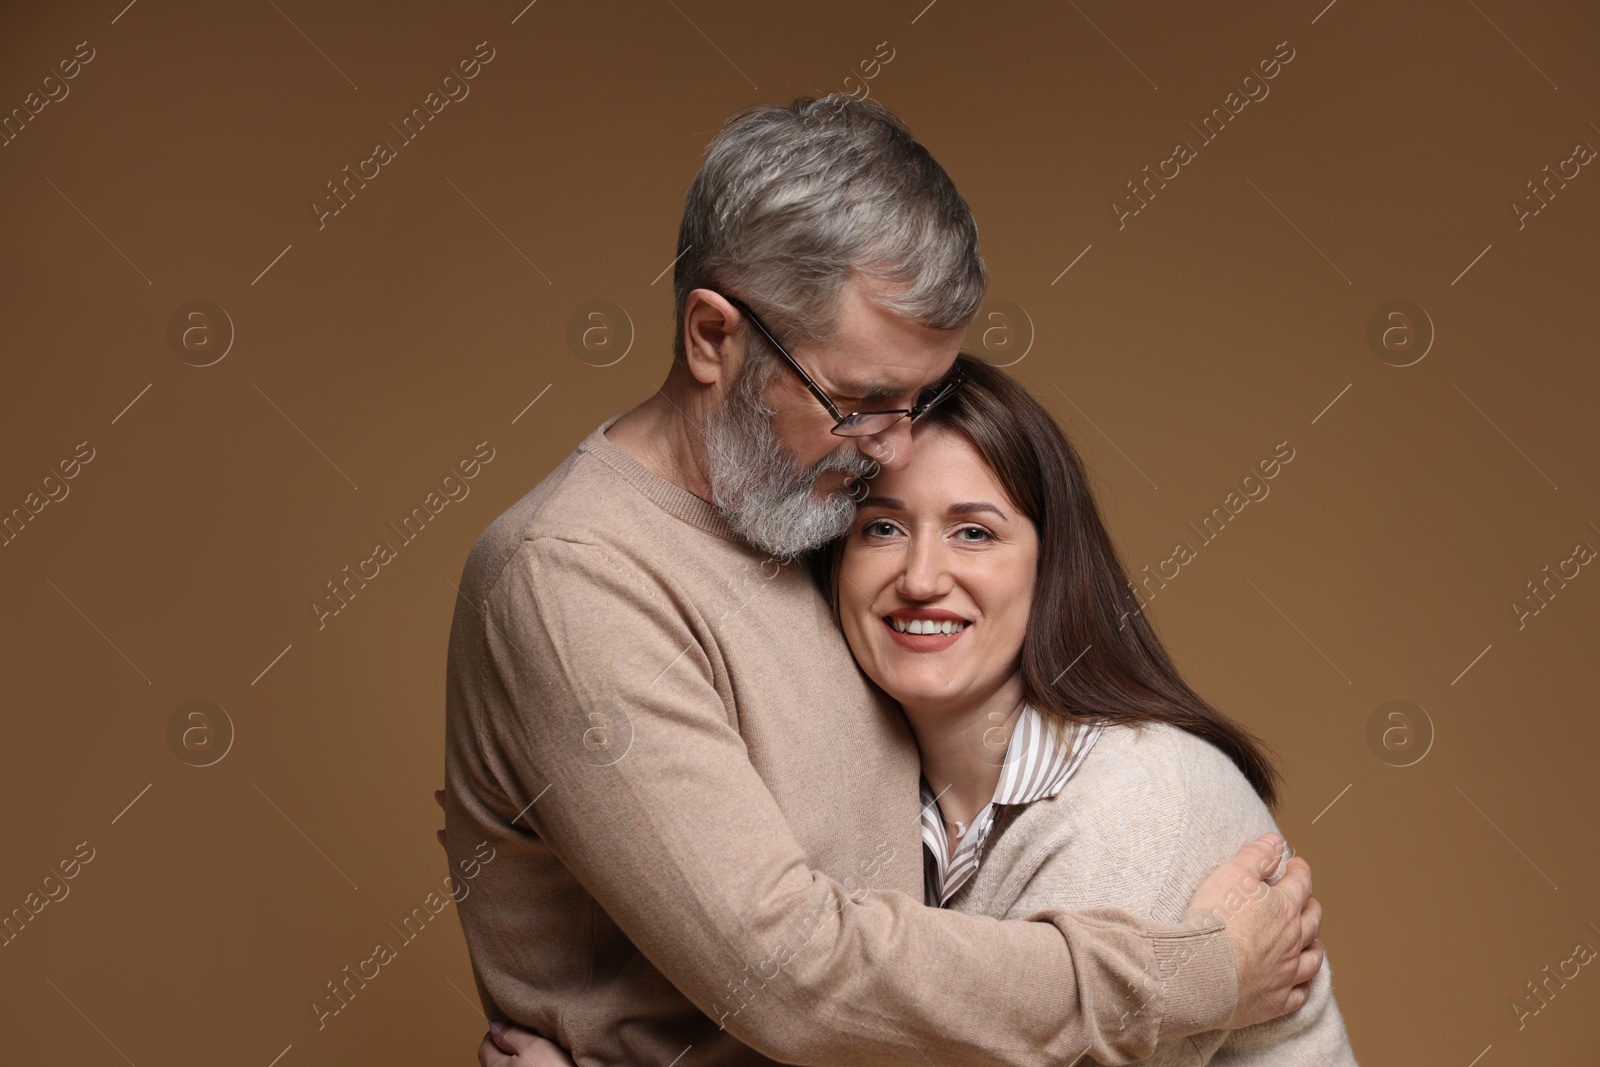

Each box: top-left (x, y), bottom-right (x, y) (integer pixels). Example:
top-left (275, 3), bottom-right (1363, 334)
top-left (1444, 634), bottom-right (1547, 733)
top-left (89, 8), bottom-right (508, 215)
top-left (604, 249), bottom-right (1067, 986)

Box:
top-left (577, 413), bottom-right (747, 548)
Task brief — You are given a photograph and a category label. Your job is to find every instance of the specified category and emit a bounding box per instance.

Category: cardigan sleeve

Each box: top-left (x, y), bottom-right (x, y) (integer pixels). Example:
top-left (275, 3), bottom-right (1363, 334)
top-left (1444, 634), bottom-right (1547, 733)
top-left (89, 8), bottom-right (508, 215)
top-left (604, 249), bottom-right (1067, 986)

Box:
top-left (1160, 736), bottom-right (1359, 1066)
top-left (458, 537), bottom-right (1239, 1067)
top-left (976, 723), bottom-right (1359, 1063)
top-left (1141, 726), bottom-right (1360, 1065)
top-left (1208, 954), bottom-right (1357, 1065)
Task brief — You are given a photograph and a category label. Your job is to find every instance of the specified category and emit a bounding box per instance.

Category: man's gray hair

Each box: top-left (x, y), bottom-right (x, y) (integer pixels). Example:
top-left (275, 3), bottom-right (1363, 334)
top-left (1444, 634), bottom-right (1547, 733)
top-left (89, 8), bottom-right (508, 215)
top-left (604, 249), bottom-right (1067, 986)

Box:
top-left (671, 94), bottom-right (986, 364)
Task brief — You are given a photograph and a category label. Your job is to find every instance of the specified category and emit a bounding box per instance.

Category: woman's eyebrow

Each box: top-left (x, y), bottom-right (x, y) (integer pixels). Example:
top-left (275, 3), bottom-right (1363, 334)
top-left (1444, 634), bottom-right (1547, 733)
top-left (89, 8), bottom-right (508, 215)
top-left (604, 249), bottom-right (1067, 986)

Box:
top-left (858, 497), bottom-right (1007, 520)
top-left (948, 501), bottom-right (1006, 519)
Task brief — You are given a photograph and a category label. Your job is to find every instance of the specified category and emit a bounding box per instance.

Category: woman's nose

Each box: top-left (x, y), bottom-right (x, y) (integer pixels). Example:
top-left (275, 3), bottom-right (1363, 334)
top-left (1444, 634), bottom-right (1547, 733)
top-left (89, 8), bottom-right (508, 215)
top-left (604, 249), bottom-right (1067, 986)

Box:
top-left (897, 536), bottom-right (952, 599)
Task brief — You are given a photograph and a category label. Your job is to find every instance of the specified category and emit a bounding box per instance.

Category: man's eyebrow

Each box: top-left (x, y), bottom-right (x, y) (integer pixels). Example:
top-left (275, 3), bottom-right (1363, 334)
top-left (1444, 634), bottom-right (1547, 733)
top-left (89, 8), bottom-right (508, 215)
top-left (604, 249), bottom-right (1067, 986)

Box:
top-left (829, 359), bottom-right (959, 404)
top-left (857, 498), bottom-right (1009, 520)
top-left (836, 382), bottom-right (910, 403)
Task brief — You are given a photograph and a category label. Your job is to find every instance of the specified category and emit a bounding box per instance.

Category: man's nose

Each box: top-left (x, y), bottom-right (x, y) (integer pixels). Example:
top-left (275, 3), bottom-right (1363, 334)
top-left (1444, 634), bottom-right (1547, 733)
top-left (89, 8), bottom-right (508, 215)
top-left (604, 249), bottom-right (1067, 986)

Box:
top-left (857, 418), bottom-right (914, 472)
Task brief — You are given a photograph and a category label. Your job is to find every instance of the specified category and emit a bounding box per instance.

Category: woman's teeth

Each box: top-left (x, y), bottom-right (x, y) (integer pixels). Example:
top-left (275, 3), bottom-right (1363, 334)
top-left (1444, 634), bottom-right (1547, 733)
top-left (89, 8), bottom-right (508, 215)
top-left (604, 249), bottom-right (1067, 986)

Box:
top-left (888, 617), bottom-right (968, 635)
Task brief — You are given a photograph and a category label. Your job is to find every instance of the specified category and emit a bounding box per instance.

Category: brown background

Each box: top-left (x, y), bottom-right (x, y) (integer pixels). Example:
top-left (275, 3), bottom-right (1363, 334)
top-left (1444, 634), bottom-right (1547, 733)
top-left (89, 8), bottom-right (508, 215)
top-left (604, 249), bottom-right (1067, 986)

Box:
top-left (2, 0), bottom-right (1597, 1063)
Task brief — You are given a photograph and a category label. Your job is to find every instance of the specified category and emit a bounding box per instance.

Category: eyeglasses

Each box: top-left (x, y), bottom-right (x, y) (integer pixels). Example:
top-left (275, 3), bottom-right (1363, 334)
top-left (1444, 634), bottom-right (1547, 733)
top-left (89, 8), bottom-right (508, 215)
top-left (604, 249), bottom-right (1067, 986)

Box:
top-left (722, 294), bottom-right (966, 438)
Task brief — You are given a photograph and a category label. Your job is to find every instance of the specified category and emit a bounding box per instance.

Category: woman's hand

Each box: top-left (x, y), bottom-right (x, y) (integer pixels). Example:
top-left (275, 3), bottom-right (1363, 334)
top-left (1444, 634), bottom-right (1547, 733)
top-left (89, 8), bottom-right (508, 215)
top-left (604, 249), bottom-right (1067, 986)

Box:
top-left (479, 1023), bottom-right (577, 1067)
top-left (434, 788), bottom-right (448, 850)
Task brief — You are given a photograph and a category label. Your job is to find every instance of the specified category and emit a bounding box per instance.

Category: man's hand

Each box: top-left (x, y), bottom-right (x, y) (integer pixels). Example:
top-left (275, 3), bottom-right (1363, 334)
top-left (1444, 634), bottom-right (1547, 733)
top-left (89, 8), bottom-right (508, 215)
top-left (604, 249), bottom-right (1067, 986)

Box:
top-left (479, 1024), bottom-right (576, 1067)
top-left (434, 788), bottom-right (448, 851)
top-left (1184, 832), bottom-right (1324, 1029)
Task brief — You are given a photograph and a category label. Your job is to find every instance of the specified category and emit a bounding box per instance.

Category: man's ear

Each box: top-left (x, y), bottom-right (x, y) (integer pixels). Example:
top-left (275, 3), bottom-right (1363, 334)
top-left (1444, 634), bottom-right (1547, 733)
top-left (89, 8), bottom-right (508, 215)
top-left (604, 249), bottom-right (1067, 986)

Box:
top-left (682, 289), bottom-right (745, 387)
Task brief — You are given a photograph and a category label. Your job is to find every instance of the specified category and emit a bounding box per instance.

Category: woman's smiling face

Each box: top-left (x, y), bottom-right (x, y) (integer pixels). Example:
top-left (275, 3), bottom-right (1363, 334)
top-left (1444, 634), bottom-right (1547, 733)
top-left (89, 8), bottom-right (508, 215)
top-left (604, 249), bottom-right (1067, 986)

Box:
top-left (837, 426), bottom-right (1039, 713)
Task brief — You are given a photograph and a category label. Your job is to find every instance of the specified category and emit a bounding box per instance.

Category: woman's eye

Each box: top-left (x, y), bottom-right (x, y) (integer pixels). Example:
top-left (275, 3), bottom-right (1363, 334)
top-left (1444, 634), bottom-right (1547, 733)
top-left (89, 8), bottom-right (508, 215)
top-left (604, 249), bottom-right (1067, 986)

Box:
top-left (955, 526), bottom-right (992, 542)
top-left (863, 520), bottom-right (899, 538)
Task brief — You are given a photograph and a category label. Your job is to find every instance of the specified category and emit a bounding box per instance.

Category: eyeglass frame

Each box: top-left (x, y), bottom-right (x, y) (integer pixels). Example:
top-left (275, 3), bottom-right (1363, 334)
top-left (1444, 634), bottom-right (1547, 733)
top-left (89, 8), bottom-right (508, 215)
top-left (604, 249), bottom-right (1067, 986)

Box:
top-left (720, 293), bottom-right (966, 438)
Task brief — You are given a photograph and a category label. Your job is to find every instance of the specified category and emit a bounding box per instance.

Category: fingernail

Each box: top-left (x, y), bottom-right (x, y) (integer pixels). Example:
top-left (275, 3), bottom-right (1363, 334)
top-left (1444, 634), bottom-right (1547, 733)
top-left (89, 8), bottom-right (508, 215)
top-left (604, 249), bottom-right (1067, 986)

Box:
top-left (1263, 832), bottom-right (1284, 850)
top-left (490, 1021), bottom-right (504, 1035)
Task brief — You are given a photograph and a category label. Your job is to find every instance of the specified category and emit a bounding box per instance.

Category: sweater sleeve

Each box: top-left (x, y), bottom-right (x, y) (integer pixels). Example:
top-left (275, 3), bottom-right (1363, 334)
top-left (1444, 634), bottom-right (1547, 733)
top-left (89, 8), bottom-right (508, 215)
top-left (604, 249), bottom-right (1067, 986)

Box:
top-left (459, 536), bottom-right (1238, 1067)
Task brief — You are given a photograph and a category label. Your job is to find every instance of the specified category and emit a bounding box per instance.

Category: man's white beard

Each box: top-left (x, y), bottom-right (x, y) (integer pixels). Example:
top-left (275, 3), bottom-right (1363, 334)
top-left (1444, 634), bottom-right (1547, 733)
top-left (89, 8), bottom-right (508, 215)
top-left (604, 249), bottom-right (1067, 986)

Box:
top-left (701, 356), bottom-right (879, 559)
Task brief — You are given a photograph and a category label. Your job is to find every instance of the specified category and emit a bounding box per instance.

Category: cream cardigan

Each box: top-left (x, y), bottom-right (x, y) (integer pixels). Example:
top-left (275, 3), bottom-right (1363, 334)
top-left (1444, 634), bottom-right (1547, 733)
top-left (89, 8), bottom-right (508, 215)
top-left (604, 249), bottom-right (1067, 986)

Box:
top-left (945, 720), bottom-right (1360, 1065)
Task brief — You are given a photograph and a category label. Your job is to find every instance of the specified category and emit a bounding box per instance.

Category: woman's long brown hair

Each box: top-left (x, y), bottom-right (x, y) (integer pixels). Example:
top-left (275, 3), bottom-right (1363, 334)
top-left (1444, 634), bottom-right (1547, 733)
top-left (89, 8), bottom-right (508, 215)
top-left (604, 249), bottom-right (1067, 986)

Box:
top-left (815, 354), bottom-right (1281, 809)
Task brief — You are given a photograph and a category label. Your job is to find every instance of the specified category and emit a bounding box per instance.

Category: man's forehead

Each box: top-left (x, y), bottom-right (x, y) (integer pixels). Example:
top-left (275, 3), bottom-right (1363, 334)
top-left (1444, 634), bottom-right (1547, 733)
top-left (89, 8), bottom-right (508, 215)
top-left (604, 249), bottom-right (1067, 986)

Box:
top-left (807, 334), bottom-right (959, 395)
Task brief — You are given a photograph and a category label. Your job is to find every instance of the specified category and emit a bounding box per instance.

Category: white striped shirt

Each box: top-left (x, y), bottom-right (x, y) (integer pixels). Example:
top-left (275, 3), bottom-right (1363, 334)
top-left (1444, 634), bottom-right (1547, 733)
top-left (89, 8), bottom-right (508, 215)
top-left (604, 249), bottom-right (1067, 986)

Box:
top-left (920, 706), bottom-right (1102, 907)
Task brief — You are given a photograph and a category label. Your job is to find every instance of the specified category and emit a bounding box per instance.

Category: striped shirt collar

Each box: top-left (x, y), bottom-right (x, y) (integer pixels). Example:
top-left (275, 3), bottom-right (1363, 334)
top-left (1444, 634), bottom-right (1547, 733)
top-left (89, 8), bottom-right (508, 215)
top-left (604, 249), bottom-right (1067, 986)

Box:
top-left (920, 706), bottom-right (1102, 907)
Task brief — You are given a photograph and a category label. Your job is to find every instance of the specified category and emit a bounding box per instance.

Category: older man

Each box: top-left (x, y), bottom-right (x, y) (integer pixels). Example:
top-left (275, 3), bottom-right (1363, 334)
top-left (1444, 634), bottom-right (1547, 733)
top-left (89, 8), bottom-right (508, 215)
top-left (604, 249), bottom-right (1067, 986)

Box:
top-left (441, 95), bottom-right (1323, 1067)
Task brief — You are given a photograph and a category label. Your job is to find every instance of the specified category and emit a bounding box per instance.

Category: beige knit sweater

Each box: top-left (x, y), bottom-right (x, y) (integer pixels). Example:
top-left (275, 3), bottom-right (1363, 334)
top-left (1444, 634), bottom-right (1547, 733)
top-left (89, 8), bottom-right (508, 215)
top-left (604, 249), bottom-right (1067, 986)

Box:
top-left (946, 720), bottom-right (1360, 1065)
top-left (443, 417), bottom-right (1240, 1067)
